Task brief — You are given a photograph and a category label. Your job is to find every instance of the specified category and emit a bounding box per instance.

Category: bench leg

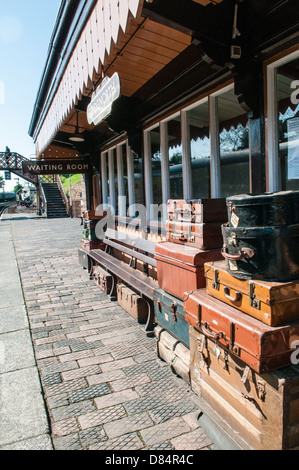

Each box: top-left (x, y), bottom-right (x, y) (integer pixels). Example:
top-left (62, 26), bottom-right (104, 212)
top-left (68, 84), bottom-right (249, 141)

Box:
top-left (109, 274), bottom-right (118, 302)
top-left (144, 299), bottom-right (155, 338)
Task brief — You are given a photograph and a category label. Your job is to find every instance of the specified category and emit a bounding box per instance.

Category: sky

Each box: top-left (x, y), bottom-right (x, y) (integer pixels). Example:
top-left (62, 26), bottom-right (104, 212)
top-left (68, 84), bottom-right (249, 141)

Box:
top-left (0, 0), bottom-right (61, 190)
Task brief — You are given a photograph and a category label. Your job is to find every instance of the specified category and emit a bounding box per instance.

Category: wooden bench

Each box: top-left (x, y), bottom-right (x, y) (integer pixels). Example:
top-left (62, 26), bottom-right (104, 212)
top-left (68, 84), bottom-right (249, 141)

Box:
top-left (81, 228), bottom-right (159, 336)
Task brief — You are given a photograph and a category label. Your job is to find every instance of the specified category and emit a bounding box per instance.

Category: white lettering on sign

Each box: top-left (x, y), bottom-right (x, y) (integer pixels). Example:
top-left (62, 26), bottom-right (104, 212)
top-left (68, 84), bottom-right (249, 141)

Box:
top-left (87, 73), bottom-right (121, 126)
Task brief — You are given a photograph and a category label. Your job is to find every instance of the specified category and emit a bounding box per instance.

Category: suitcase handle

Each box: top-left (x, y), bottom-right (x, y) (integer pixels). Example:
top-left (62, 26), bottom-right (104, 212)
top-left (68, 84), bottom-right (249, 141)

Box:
top-left (171, 232), bottom-right (188, 242)
top-left (221, 246), bottom-right (255, 261)
top-left (201, 322), bottom-right (225, 341)
top-left (224, 287), bottom-right (242, 303)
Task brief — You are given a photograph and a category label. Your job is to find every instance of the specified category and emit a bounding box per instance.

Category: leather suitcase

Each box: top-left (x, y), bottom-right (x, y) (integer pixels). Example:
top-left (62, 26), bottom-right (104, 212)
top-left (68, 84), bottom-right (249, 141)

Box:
top-left (226, 190), bottom-right (299, 228)
top-left (81, 239), bottom-right (105, 251)
top-left (117, 284), bottom-right (148, 324)
top-left (204, 260), bottom-right (299, 327)
top-left (155, 325), bottom-right (191, 385)
top-left (83, 220), bottom-right (98, 231)
top-left (167, 198), bottom-right (227, 224)
top-left (189, 326), bottom-right (299, 450)
top-left (91, 265), bottom-right (113, 295)
top-left (166, 220), bottom-right (223, 250)
top-left (154, 288), bottom-right (189, 348)
top-left (82, 229), bottom-right (99, 241)
top-left (184, 289), bottom-right (299, 374)
top-left (84, 210), bottom-right (107, 221)
top-left (222, 223), bottom-right (299, 281)
top-left (155, 242), bottom-right (223, 301)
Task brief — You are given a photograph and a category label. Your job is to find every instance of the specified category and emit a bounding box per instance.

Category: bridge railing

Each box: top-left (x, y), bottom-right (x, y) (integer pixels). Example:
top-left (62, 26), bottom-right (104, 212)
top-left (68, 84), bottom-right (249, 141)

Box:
top-left (0, 152), bottom-right (25, 171)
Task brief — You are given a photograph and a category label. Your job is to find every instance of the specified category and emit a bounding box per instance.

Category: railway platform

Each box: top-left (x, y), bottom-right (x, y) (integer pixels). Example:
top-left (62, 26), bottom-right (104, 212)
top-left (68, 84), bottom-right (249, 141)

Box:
top-left (0, 212), bottom-right (218, 452)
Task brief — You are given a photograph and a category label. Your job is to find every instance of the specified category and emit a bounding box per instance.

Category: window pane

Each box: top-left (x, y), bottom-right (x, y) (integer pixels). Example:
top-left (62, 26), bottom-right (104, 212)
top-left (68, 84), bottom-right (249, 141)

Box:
top-left (168, 116), bottom-right (183, 199)
top-left (218, 88), bottom-right (250, 197)
top-left (150, 126), bottom-right (162, 206)
top-left (277, 57), bottom-right (299, 190)
top-left (188, 101), bottom-right (211, 199)
top-left (134, 152), bottom-right (143, 205)
top-left (119, 143), bottom-right (128, 216)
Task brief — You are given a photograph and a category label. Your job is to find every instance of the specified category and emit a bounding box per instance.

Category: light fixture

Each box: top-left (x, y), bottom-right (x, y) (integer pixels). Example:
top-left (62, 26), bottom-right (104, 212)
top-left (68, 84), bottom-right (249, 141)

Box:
top-left (69, 110), bottom-right (85, 142)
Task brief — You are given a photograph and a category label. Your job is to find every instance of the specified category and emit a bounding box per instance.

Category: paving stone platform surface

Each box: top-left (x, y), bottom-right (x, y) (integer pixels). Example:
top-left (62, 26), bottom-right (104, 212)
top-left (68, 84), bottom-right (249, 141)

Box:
top-left (0, 213), bottom-right (217, 451)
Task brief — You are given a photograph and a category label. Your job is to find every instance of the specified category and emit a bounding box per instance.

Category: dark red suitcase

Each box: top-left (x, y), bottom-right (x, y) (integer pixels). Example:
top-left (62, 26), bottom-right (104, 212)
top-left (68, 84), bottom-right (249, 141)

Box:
top-left (167, 199), bottom-right (227, 224)
top-left (184, 289), bottom-right (299, 374)
top-left (166, 220), bottom-right (223, 250)
top-left (155, 242), bottom-right (223, 301)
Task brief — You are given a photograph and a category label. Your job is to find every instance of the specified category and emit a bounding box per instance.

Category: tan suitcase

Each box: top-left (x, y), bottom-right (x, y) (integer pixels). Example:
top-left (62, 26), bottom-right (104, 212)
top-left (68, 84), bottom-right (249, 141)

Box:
top-left (189, 325), bottom-right (299, 450)
top-left (205, 260), bottom-right (299, 326)
top-left (117, 284), bottom-right (148, 324)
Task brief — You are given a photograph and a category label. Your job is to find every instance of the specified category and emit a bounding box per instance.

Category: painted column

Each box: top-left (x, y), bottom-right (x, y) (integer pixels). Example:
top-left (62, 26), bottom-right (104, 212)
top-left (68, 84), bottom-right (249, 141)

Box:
top-left (181, 110), bottom-right (193, 200)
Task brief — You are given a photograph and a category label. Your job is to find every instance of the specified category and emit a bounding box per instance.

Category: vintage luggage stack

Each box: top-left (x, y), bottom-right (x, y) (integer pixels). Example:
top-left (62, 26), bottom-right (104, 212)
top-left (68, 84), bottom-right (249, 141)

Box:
top-left (189, 324), bottom-right (299, 450)
top-left (80, 210), bottom-right (106, 251)
top-left (155, 198), bottom-right (227, 301)
top-left (166, 198), bottom-right (227, 250)
top-left (184, 190), bottom-right (299, 450)
top-left (154, 198), bottom-right (227, 383)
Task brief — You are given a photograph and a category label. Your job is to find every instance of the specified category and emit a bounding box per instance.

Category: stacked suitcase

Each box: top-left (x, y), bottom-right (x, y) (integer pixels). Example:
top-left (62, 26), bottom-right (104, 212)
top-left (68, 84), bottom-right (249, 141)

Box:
top-left (184, 191), bottom-right (299, 450)
top-left (154, 198), bottom-right (227, 383)
top-left (80, 211), bottom-right (106, 251)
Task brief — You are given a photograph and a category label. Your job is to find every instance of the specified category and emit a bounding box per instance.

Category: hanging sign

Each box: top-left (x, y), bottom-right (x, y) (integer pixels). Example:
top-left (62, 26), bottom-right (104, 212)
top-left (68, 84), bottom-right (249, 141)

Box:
top-left (22, 157), bottom-right (92, 176)
top-left (87, 73), bottom-right (121, 126)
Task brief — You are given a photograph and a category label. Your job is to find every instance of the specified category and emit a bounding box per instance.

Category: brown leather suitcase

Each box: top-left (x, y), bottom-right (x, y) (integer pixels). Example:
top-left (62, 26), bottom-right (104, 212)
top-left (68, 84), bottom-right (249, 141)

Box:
top-left (81, 239), bottom-right (105, 251)
top-left (184, 289), bottom-right (299, 374)
top-left (189, 326), bottom-right (299, 450)
top-left (167, 199), bottom-right (227, 224)
top-left (91, 266), bottom-right (113, 295)
top-left (204, 260), bottom-right (299, 327)
top-left (166, 220), bottom-right (223, 250)
top-left (155, 242), bottom-right (223, 300)
top-left (117, 284), bottom-right (148, 324)
top-left (83, 209), bottom-right (107, 221)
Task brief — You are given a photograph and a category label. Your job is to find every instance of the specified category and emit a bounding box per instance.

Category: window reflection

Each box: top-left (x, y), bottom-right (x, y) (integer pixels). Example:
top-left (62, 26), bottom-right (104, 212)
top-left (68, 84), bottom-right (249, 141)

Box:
top-left (188, 100), bottom-right (211, 199)
top-left (150, 126), bottom-right (162, 206)
top-left (277, 57), bottom-right (299, 190)
top-left (217, 88), bottom-right (250, 197)
top-left (168, 116), bottom-right (183, 199)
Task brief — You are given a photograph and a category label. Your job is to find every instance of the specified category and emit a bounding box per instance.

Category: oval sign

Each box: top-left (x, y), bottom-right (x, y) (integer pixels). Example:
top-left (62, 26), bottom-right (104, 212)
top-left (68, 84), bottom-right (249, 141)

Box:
top-left (87, 73), bottom-right (121, 126)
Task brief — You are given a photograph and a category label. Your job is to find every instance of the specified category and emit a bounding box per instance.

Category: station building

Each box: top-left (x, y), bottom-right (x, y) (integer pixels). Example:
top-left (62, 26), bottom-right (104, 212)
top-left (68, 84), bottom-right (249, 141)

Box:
top-left (29, 0), bottom-right (299, 451)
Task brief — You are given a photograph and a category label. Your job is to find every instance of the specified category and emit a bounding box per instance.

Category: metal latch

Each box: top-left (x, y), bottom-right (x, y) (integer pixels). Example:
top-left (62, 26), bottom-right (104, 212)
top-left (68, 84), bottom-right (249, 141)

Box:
top-left (171, 301), bottom-right (177, 323)
top-left (257, 379), bottom-right (266, 402)
top-left (212, 269), bottom-right (220, 291)
top-left (249, 281), bottom-right (261, 310)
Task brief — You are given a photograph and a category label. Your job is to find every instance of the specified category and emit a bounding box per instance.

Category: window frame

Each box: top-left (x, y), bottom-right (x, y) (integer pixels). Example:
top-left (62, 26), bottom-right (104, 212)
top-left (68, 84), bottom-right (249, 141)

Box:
top-left (266, 49), bottom-right (299, 192)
